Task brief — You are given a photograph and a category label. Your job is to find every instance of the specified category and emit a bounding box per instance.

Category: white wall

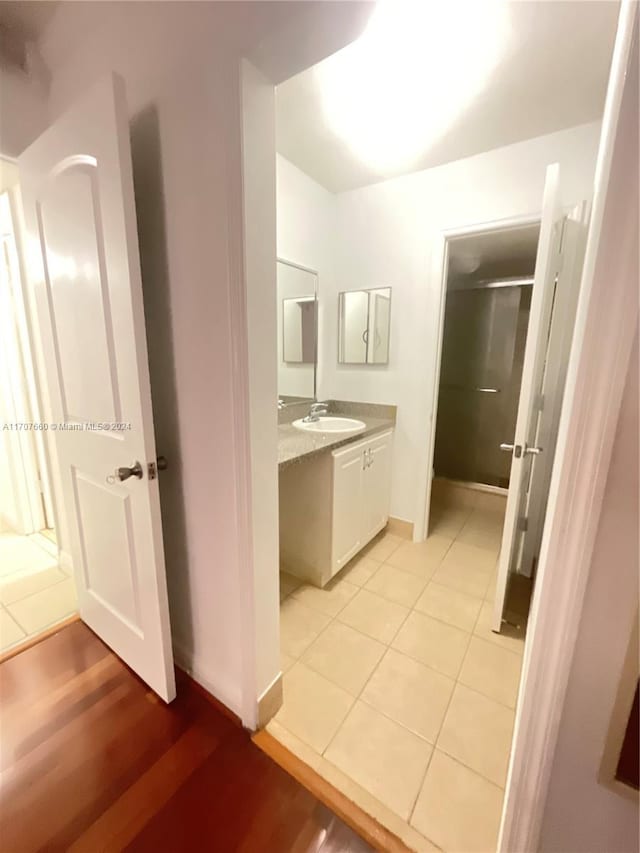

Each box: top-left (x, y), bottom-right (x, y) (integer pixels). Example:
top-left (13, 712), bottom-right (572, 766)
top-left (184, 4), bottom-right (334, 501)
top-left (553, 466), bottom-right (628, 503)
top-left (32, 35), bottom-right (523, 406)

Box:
top-left (326, 122), bottom-right (602, 523)
top-left (276, 154), bottom-right (335, 398)
top-left (539, 332), bottom-right (639, 852)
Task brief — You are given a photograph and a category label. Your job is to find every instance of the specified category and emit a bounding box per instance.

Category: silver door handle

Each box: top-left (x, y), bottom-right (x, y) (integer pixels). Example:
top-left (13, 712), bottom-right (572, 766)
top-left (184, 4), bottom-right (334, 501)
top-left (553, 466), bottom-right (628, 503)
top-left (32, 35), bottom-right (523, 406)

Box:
top-left (524, 445), bottom-right (543, 455)
top-left (500, 443), bottom-right (523, 458)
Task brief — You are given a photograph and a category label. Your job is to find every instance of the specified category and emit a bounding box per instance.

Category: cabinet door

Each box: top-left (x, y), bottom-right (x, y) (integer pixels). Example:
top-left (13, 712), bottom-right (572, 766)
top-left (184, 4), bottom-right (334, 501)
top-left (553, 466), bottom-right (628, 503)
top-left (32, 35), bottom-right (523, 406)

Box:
top-left (362, 431), bottom-right (394, 543)
top-left (331, 443), bottom-right (365, 570)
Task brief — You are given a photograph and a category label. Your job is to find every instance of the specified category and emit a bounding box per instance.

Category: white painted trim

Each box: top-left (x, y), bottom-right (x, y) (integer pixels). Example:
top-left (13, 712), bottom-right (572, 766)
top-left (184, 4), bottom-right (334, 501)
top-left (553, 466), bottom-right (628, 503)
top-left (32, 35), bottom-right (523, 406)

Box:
top-left (6, 185), bottom-right (66, 556)
top-left (234, 58), bottom-right (281, 731)
top-left (0, 191), bottom-right (44, 534)
top-left (438, 478), bottom-right (508, 497)
top-left (6, 185), bottom-right (56, 532)
top-left (414, 213), bottom-right (541, 542)
top-left (499, 5), bottom-right (638, 851)
top-left (257, 669), bottom-right (283, 729)
top-left (29, 531), bottom-right (57, 558)
top-left (225, 59), bottom-right (259, 730)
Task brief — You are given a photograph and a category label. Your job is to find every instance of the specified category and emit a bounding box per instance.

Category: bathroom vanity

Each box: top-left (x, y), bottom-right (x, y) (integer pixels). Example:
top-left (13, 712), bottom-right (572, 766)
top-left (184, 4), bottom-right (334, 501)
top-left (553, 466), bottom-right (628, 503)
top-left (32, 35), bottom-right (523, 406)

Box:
top-left (276, 256), bottom-right (396, 587)
top-left (279, 407), bottom-right (395, 587)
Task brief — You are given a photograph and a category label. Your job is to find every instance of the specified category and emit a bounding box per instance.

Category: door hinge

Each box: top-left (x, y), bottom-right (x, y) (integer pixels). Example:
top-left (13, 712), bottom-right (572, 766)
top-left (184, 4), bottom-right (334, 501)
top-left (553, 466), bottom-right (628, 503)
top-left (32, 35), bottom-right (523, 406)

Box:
top-left (517, 515), bottom-right (528, 533)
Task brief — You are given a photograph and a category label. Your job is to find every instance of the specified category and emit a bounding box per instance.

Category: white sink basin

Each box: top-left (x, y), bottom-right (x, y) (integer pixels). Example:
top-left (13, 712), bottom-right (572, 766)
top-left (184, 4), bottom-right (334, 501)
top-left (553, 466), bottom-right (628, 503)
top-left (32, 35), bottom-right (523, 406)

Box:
top-left (292, 416), bottom-right (366, 435)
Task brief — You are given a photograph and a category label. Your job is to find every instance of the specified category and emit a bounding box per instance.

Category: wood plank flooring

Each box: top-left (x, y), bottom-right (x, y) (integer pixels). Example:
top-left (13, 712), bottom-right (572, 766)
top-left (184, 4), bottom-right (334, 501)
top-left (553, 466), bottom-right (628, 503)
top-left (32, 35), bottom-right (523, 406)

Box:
top-left (0, 621), bottom-right (372, 853)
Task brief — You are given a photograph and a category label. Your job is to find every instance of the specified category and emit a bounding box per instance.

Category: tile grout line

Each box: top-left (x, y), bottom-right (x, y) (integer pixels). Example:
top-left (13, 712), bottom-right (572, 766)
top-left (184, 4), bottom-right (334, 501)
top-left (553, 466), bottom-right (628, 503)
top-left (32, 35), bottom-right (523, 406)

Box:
top-left (1, 573), bottom-right (74, 608)
top-left (316, 535), bottom-right (438, 761)
top-left (407, 507), bottom-right (515, 822)
top-left (0, 602), bottom-right (28, 642)
top-left (318, 529), bottom-right (466, 816)
top-left (278, 508), bottom-right (516, 841)
top-left (406, 517), bottom-right (489, 827)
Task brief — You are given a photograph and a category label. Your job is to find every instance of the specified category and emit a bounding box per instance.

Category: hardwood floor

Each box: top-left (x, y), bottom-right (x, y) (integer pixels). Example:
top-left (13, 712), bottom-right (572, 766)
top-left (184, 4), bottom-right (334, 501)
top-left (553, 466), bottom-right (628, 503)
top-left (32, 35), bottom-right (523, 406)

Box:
top-left (0, 621), bottom-right (371, 852)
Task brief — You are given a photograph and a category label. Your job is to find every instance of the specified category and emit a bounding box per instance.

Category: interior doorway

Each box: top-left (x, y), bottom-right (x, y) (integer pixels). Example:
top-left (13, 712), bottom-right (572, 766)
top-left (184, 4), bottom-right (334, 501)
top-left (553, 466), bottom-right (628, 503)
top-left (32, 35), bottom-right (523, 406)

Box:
top-left (0, 173), bottom-right (77, 655)
top-left (429, 222), bottom-right (541, 626)
top-left (432, 224), bottom-right (541, 493)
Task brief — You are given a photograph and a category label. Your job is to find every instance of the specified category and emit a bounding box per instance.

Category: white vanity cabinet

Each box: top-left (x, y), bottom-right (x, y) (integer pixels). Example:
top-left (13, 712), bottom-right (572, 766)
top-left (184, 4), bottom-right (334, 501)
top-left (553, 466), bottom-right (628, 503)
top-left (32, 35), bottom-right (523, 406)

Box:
top-left (332, 430), bottom-right (393, 571)
top-left (279, 429), bottom-right (394, 587)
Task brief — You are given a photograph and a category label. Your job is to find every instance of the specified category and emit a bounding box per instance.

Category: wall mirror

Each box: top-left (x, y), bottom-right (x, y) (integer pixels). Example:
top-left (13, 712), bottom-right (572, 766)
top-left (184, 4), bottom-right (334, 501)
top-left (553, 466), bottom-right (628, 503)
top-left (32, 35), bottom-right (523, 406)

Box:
top-left (338, 287), bottom-right (391, 365)
top-left (277, 259), bottom-right (318, 403)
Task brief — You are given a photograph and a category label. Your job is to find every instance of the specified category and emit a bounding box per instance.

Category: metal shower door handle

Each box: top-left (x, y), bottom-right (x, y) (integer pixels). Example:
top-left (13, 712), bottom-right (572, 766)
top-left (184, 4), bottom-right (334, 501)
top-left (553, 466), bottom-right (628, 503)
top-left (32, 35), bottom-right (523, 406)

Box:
top-left (500, 443), bottom-right (523, 458)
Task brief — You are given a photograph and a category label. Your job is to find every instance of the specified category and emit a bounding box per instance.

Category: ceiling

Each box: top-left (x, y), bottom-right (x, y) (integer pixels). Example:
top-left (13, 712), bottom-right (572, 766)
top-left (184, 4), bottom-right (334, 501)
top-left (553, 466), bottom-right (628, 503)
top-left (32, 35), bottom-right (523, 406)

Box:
top-left (448, 224), bottom-right (541, 286)
top-left (0, 2), bottom-right (58, 38)
top-left (0, 1), bottom-right (58, 65)
top-left (276, 1), bottom-right (619, 192)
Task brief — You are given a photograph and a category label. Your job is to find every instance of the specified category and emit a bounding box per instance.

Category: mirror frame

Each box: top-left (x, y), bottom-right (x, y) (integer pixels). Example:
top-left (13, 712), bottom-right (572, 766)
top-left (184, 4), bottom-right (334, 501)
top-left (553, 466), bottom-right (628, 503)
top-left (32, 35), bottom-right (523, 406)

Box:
top-left (277, 257), bottom-right (318, 402)
top-left (337, 286), bottom-right (392, 365)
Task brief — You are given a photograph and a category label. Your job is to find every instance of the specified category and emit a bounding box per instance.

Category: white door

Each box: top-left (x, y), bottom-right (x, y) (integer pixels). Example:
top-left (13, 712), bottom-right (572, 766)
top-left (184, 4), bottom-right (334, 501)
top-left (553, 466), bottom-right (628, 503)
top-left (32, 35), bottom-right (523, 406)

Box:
top-left (19, 73), bottom-right (175, 701)
top-left (518, 204), bottom-right (589, 578)
top-left (332, 442), bottom-right (364, 569)
top-left (492, 163), bottom-right (566, 633)
top-left (362, 431), bottom-right (393, 541)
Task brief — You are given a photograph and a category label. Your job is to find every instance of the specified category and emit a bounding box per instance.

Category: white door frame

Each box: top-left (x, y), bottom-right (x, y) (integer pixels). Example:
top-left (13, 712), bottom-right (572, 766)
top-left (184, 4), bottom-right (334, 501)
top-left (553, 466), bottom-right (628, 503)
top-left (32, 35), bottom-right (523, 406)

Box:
top-left (499, 3), bottom-right (637, 849)
top-left (413, 212), bottom-right (541, 544)
top-left (0, 183), bottom-right (60, 541)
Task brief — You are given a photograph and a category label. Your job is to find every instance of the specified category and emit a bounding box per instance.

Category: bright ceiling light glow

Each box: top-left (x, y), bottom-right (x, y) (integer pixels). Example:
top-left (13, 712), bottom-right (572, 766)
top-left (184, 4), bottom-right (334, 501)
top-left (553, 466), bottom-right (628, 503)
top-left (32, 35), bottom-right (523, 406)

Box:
top-left (317, 0), bottom-right (510, 172)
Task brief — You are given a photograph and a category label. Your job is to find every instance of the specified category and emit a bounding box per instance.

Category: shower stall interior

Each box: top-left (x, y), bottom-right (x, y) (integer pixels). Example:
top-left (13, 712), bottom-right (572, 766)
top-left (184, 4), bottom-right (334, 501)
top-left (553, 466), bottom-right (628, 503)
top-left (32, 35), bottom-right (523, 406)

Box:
top-left (434, 277), bottom-right (533, 489)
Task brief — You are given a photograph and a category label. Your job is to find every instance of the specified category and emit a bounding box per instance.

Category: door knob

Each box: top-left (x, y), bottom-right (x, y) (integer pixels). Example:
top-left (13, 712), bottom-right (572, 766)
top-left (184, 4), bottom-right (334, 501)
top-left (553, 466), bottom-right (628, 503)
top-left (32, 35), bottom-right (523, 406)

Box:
top-left (524, 445), bottom-right (543, 455)
top-left (500, 443), bottom-right (522, 458)
top-left (116, 461), bottom-right (143, 481)
top-left (157, 455), bottom-right (168, 471)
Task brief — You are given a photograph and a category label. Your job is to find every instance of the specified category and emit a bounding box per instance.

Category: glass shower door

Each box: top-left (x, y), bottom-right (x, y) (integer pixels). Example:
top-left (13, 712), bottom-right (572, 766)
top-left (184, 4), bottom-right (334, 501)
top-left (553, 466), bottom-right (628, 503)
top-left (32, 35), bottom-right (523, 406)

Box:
top-left (434, 283), bottom-right (531, 488)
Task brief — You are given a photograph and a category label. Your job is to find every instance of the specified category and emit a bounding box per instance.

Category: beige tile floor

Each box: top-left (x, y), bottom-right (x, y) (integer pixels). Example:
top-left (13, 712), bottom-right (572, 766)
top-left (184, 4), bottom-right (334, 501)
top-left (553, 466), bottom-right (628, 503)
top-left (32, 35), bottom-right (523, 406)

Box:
top-left (0, 530), bottom-right (77, 653)
top-left (271, 489), bottom-right (531, 853)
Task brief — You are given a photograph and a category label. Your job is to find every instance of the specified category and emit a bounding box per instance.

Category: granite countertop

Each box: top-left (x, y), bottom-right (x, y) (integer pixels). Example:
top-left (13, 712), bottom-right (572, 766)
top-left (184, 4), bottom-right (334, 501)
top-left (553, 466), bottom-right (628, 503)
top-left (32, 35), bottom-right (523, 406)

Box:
top-left (278, 410), bottom-right (396, 467)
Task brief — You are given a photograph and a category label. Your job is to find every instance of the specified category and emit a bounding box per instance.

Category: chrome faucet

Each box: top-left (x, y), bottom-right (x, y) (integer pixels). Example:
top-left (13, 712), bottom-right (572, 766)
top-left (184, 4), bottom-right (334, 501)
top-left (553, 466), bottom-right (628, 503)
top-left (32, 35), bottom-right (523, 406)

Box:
top-left (303, 401), bottom-right (329, 422)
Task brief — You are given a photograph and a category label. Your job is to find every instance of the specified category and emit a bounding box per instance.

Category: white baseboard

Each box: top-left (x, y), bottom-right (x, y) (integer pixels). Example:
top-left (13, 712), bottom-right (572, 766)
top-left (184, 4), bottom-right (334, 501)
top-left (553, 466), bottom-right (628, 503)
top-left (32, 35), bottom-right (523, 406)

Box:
top-left (29, 532), bottom-right (57, 558)
top-left (436, 477), bottom-right (508, 496)
top-left (257, 671), bottom-right (283, 729)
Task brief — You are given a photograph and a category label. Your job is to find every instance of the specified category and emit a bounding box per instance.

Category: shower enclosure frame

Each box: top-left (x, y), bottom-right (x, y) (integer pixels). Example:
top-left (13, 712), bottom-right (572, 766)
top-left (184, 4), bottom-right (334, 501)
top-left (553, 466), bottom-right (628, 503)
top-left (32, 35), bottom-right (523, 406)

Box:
top-left (414, 213), bottom-right (541, 545)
